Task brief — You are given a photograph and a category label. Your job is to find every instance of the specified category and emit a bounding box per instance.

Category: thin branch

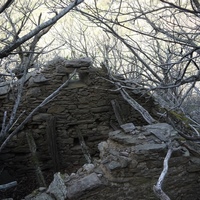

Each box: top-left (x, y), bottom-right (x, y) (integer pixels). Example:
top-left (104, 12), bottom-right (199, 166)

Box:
top-left (0, 0), bottom-right (14, 14)
top-left (160, 0), bottom-right (200, 15)
top-left (1, 15), bottom-right (59, 138)
top-left (77, 9), bottom-right (163, 83)
top-left (8, 110), bottom-right (26, 132)
top-left (2, 54), bottom-right (33, 136)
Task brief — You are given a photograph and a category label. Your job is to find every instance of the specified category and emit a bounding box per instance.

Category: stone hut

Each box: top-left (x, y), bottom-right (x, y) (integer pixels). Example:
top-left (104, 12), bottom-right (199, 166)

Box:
top-left (0, 57), bottom-right (156, 180)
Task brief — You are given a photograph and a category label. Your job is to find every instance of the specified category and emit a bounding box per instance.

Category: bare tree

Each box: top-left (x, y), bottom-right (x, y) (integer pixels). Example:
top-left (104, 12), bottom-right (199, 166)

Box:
top-left (0, 0), bottom-right (84, 140)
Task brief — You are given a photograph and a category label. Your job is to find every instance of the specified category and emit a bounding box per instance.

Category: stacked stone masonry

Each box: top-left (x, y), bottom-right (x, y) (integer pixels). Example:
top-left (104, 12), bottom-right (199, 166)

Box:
top-left (1, 58), bottom-right (200, 199)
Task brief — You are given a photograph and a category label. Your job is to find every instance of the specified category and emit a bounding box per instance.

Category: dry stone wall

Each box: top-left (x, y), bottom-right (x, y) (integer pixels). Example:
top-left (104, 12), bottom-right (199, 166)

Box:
top-left (0, 57), bottom-right (156, 177)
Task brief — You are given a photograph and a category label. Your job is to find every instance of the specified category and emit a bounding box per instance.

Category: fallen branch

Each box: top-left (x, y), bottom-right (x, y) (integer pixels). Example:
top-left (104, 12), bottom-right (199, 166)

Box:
top-left (116, 82), bottom-right (156, 124)
top-left (0, 181), bottom-right (17, 190)
top-left (0, 69), bottom-right (77, 152)
top-left (111, 99), bottom-right (124, 125)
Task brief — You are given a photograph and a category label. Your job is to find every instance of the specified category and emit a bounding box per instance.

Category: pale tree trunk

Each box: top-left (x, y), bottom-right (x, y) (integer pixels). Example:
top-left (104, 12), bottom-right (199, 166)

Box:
top-left (153, 144), bottom-right (181, 200)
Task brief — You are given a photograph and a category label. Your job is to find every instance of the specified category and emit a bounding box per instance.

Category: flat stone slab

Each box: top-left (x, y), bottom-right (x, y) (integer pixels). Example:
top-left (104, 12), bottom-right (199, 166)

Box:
top-left (120, 123), bottom-right (136, 133)
top-left (134, 143), bottom-right (166, 152)
top-left (67, 173), bottom-right (102, 199)
top-left (65, 57), bottom-right (92, 68)
top-left (145, 123), bottom-right (177, 138)
top-left (109, 130), bottom-right (138, 145)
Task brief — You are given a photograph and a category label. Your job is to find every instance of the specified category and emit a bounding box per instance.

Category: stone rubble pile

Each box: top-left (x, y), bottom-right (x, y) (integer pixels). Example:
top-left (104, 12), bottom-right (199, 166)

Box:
top-left (20, 123), bottom-right (200, 200)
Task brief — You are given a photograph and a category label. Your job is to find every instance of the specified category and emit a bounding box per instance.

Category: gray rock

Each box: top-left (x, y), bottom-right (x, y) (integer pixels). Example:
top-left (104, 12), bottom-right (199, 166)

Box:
top-left (65, 57), bottom-right (92, 68)
top-left (0, 83), bottom-right (10, 95)
top-left (83, 163), bottom-right (95, 173)
top-left (98, 141), bottom-right (109, 157)
top-left (145, 123), bottom-right (177, 138)
top-left (120, 123), bottom-right (136, 133)
top-left (67, 173), bottom-right (102, 199)
top-left (32, 113), bottom-right (51, 121)
top-left (108, 161), bottom-right (121, 170)
top-left (27, 73), bottom-right (49, 87)
top-left (38, 187), bottom-right (47, 192)
top-left (47, 172), bottom-right (67, 200)
top-left (190, 157), bottom-right (200, 165)
top-left (118, 156), bottom-right (131, 168)
top-left (47, 105), bottom-right (66, 114)
top-left (109, 131), bottom-right (138, 145)
top-left (56, 65), bottom-right (72, 73)
top-left (135, 143), bottom-right (166, 152)
top-left (25, 192), bottom-right (54, 200)
top-left (33, 74), bottom-right (48, 83)
top-left (26, 87), bottom-right (41, 97)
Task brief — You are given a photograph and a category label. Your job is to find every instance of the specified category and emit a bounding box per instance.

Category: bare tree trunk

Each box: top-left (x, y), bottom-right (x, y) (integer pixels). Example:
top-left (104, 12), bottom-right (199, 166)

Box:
top-left (153, 148), bottom-right (172, 200)
top-left (153, 144), bottom-right (181, 200)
